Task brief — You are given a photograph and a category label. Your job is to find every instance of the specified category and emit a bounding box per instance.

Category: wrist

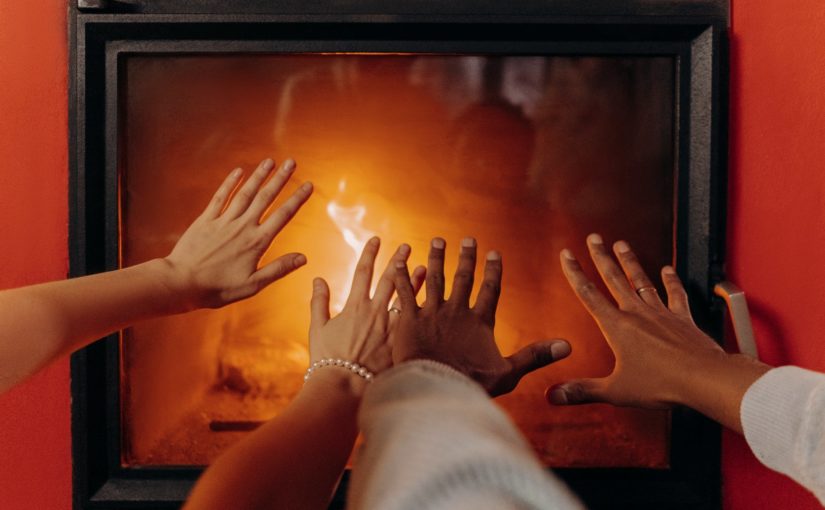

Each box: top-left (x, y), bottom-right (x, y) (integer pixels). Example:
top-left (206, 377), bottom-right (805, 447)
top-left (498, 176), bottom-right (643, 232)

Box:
top-left (673, 349), bottom-right (771, 430)
top-left (302, 364), bottom-right (369, 399)
top-left (143, 258), bottom-right (199, 314)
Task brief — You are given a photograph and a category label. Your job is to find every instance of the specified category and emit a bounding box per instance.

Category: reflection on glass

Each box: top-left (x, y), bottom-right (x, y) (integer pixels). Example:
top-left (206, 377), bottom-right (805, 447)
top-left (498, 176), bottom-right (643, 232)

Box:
top-left (120, 54), bottom-right (675, 468)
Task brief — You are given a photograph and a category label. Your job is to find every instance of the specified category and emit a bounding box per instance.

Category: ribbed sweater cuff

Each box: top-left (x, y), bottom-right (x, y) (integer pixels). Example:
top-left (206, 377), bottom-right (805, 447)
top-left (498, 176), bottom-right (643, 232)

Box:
top-left (741, 366), bottom-right (822, 481)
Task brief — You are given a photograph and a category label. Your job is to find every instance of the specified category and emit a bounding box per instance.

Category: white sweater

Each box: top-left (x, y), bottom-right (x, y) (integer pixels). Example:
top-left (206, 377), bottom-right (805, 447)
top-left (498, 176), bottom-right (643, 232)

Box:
top-left (348, 360), bottom-right (583, 510)
top-left (348, 361), bottom-right (825, 509)
top-left (741, 366), bottom-right (825, 504)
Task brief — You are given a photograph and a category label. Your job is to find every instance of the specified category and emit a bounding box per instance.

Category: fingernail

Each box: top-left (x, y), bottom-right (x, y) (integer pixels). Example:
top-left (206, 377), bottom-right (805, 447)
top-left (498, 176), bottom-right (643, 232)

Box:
top-left (548, 386), bottom-right (568, 405)
top-left (399, 243), bottom-right (411, 256)
top-left (486, 250), bottom-right (501, 261)
top-left (283, 158), bottom-right (296, 172)
top-left (368, 236), bottom-right (380, 247)
top-left (561, 249), bottom-right (575, 260)
top-left (550, 341), bottom-right (571, 360)
top-left (587, 233), bottom-right (603, 245)
top-left (301, 181), bottom-right (313, 192)
top-left (313, 277), bottom-right (324, 289)
top-left (232, 168), bottom-right (243, 178)
top-left (262, 159), bottom-right (275, 171)
top-left (663, 265), bottom-right (676, 275)
top-left (461, 237), bottom-right (476, 248)
top-left (615, 240), bottom-right (630, 253)
top-left (294, 254), bottom-right (307, 266)
top-left (432, 238), bottom-right (445, 249)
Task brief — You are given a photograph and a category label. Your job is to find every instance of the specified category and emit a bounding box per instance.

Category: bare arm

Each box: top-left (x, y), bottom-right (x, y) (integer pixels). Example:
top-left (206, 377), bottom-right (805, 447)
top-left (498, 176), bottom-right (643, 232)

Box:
top-left (0, 158), bottom-right (312, 394)
top-left (549, 234), bottom-right (771, 434)
top-left (184, 238), bottom-right (425, 510)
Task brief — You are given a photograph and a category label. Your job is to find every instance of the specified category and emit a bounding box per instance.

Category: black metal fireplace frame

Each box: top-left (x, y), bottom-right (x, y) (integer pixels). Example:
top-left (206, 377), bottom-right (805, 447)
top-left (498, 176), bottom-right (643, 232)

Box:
top-left (69, 1), bottom-right (729, 508)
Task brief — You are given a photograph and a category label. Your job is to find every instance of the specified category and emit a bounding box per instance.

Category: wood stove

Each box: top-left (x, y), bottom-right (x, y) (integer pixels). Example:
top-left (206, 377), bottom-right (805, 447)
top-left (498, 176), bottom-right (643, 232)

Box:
top-left (70, 1), bottom-right (729, 508)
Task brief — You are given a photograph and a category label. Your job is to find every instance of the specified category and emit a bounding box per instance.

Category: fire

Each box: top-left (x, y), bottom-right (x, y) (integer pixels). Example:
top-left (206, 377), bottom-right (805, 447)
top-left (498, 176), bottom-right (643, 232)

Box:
top-left (325, 179), bottom-right (377, 312)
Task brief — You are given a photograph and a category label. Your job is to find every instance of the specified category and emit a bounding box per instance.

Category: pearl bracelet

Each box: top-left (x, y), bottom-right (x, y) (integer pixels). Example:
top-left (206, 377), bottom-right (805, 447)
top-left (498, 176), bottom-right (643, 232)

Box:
top-left (304, 358), bottom-right (375, 384)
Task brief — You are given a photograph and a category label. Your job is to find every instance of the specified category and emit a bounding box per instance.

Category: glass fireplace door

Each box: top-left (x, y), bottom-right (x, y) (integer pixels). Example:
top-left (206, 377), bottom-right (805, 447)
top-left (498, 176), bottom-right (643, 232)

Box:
top-left (119, 54), bottom-right (675, 468)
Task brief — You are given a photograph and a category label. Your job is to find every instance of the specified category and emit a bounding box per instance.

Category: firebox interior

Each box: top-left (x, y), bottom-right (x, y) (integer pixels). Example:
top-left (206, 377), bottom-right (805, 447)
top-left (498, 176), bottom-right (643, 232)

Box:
top-left (120, 54), bottom-right (675, 468)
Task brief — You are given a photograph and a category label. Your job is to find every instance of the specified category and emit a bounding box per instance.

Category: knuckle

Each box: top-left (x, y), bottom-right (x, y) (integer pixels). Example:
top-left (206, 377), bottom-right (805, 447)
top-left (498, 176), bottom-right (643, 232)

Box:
top-left (530, 346), bottom-right (553, 368)
top-left (453, 270), bottom-right (473, 283)
top-left (578, 281), bottom-right (598, 296)
top-left (481, 280), bottom-right (501, 295)
top-left (566, 383), bottom-right (590, 403)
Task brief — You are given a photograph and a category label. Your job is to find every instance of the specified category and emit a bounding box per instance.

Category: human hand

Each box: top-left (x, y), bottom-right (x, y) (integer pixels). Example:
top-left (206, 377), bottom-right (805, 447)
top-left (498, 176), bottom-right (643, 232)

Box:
top-left (391, 237), bottom-right (571, 397)
top-left (163, 158), bottom-right (312, 311)
top-left (308, 238), bottom-right (424, 394)
top-left (548, 234), bottom-right (766, 414)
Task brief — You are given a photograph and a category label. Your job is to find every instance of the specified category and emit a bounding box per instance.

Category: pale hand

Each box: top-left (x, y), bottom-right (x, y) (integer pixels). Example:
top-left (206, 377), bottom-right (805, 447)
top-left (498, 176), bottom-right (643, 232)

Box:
top-left (308, 237), bottom-right (424, 396)
top-left (163, 158), bottom-right (313, 311)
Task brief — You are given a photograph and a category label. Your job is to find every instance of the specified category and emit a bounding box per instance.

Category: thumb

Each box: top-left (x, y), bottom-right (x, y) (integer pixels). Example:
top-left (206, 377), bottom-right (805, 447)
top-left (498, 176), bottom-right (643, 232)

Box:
top-left (496, 340), bottom-right (571, 396)
top-left (309, 277), bottom-right (331, 334)
top-left (507, 339), bottom-right (571, 380)
top-left (545, 378), bottom-right (610, 406)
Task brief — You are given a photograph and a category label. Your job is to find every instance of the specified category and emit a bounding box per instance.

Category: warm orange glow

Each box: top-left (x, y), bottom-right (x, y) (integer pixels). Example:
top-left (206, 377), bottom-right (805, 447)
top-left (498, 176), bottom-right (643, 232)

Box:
top-left (120, 54), bottom-right (675, 468)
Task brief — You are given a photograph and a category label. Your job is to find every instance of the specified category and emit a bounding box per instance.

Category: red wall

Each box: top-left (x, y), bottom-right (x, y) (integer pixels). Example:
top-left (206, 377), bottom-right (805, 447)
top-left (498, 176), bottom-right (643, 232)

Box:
top-left (0, 1), bottom-right (823, 508)
top-left (723, 1), bottom-right (825, 508)
top-left (0, 1), bottom-right (71, 509)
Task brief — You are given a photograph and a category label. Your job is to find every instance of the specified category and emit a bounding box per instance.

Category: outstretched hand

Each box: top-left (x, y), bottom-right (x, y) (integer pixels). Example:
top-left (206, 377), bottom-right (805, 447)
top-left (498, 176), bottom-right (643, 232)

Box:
top-left (164, 158), bottom-right (313, 311)
top-left (308, 238), bottom-right (426, 389)
top-left (549, 234), bottom-right (768, 426)
top-left (391, 237), bottom-right (570, 397)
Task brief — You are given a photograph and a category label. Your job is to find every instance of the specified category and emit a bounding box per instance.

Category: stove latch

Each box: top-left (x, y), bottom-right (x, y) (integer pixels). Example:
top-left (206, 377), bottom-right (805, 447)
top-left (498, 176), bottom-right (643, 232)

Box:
top-left (714, 281), bottom-right (760, 360)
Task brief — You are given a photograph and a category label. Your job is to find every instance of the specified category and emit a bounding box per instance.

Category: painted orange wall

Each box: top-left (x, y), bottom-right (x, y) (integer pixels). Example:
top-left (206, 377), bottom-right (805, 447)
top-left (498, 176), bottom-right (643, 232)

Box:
top-left (0, 1), bottom-right (71, 509)
top-left (723, 1), bottom-right (825, 508)
top-left (0, 1), bottom-right (823, 509)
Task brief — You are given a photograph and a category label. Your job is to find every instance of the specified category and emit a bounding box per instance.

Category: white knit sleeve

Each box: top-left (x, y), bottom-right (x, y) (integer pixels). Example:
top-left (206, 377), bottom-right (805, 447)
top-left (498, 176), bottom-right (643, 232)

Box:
top-left (347, 360), bottom-right (584, 510)
top-left (741, 365), bottom-right (825, 504)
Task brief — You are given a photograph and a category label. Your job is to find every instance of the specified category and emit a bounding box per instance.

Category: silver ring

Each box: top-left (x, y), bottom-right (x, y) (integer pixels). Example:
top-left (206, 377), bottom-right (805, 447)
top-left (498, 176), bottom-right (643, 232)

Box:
top-left (636, 286), bottom-right (657, 296)
top-left (389, 307), bottom-right (402, 314)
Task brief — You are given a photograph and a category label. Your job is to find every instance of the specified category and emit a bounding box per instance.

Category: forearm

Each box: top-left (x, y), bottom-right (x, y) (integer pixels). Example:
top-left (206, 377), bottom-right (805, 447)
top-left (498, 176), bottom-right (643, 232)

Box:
top-left (675, 350), bottom-right (771, 434)
top-left (184, 369), bottom-right (362, 510)
top-left (0, 258), bottom-right (184, 393)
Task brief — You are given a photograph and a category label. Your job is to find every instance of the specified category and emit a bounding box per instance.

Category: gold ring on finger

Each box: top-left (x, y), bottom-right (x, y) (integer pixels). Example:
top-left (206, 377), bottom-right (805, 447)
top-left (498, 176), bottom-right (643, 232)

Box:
top-left (389, 307), bottom-right (402, 314)
top-left (636, 286), bottom-right (657, 296)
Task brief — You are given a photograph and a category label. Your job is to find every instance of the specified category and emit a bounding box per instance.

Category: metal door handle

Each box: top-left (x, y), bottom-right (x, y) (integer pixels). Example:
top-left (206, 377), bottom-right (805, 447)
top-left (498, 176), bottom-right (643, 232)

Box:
top-left (713, 281), bottom-right (759, 359)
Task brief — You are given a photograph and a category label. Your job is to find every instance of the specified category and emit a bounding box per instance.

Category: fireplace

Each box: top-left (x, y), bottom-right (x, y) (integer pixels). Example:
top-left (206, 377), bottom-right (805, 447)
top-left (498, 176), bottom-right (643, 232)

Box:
top-left (70, 1), bottom-right (729, 509)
